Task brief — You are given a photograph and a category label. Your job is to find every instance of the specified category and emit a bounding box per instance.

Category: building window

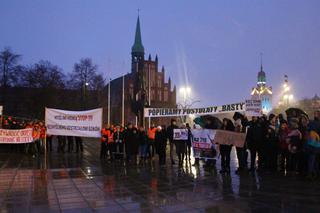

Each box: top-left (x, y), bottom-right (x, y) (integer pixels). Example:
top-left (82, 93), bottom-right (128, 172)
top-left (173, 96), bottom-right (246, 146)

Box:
top-left (129, 84), bottom-right (134, 99)
top-left (158, 90), bottom-right (162, 101)
top-left (151, 90), bottom-right (155, 101)
top-left (164, 90), bottom-right (168, 102)
top-left (157, 77), bottom-right (162, 88)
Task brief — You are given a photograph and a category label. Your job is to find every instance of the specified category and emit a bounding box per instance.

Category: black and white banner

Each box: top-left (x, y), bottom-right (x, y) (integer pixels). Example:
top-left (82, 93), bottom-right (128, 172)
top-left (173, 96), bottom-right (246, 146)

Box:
top-left (144, 102), bottom-right (245, 118)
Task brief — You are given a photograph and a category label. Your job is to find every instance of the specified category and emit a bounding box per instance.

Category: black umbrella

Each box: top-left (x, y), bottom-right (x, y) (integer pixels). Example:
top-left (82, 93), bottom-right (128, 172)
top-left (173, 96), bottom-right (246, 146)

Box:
top-left (233, 112), bottom-right (244, 121)
top-left (285, 108), bottom-right (308, 119)
top-left (196, 115), bottom-right (222, 129)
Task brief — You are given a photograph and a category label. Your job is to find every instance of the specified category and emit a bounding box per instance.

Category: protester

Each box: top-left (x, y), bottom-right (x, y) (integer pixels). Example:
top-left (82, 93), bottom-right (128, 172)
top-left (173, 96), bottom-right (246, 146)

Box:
top-left (278, 121), bottom-right (289, 171)
top-left (138, 126), bottom-right (148, 163)
top-left (264, 114), bottom-right (278, 171)
top-left (124, 123), bottom-right (139, 163)
top-left (185, 123), bottom-right (192, 161)
top-left (100, 124), bottom-right (109, 159)
top-left (148, 124), bottom-right (157, 159)
top-left (167, 119), bottom-right (178, 165)
top-left (75, 136), bottom-right (83, 153)
top-left (113, 126), bottom-right (124, 159)
top-left (67, 136), bottom-right (74, 153)
top-left (287, 118), bottom-right (303, 172)
top-left (220, 118), bottom-right (235, 174)
top-left (155, 125), bottom-right (167, 166)
top-left (176, 124), bottom-right (187, 166)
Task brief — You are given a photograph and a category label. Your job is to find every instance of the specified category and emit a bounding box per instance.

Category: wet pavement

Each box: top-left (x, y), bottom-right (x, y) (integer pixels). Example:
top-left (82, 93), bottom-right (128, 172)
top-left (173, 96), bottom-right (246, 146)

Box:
top-left (0, 139), bottom-right (319, 213)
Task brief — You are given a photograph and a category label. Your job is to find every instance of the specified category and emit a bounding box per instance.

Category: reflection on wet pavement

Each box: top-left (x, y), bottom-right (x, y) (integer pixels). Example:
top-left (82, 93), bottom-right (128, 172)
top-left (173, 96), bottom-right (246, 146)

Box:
top-left (0, 139), bottom-right (319, 212)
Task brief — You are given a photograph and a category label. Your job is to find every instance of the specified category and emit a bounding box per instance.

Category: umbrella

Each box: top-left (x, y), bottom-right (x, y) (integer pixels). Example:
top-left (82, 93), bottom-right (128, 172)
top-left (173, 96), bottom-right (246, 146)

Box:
top-left (194, 115), bottom-right (222, 129)
top-left (233, 112), bottom-right (244, 121)
top-left (285, 108), bottom-right (308, 119)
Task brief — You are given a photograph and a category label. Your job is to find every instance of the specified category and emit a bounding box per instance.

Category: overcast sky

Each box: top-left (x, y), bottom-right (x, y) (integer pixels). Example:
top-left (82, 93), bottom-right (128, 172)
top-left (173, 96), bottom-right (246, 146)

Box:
top-left (1, 0), bottom-right (319, 106)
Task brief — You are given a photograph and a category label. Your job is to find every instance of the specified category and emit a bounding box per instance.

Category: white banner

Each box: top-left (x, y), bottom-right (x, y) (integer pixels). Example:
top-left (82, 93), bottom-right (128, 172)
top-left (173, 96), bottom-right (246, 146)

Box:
top-left (144, 102), bottom-right (245, 118)
top-left (45, 108), bottom-right (102, 138)
top-left (245, 99), bottom-right (262, 116)
top-left (0, 106), bottom-right (2, 116)
top-left (0, 128), bottom-right (34, 144)
top-left (173, 129), bottom-right (188, 140)
top-left (191, 129), bottom-right (247, 159)
top-left (191, 129), bottom-right (217, 159)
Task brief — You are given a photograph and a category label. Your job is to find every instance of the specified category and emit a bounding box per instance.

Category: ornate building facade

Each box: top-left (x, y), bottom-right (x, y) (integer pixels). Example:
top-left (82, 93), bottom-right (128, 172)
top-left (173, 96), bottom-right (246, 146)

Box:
top-left (251, 64), bottom-right (273, 114)
top-left (105, 16), bottom-right (176, 126)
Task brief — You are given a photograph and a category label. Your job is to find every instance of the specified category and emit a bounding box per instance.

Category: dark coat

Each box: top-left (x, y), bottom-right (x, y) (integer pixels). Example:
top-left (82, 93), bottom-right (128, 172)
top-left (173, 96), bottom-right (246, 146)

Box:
top-left (246, 120), bottom-right (263, 150)
top-left (155, 130), bottom-right (167, 154)
top-left (166, 124), bottom-right (178, 142)
top-left (124, 128), bottom-right (139, 155)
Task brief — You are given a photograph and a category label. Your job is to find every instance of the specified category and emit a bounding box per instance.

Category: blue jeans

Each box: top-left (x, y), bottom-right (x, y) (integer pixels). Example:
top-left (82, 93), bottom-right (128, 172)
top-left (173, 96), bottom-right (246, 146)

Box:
top-left (140, 144), bottom-right (148, 158)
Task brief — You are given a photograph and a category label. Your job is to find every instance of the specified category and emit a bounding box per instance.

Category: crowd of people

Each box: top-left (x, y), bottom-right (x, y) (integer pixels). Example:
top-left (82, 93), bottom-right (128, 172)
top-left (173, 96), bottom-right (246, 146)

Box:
top-left (0, 116), bottom-right (84, 155)
top-left (1, 110), bottom-right (320, 180)
top-left (99, 110), bottom-right (320, 180)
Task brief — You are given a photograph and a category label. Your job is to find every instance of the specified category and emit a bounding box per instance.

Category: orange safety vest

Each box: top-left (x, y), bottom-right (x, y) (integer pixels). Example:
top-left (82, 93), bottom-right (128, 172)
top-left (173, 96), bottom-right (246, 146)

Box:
top-left (148, 128), bottom-right (156, 140)
top-left (40, 127), bottom-right (46, 139)
top-left (108, 130), bottom-right (114, 144)
top-left (101, 128), bottom-right (109, 143)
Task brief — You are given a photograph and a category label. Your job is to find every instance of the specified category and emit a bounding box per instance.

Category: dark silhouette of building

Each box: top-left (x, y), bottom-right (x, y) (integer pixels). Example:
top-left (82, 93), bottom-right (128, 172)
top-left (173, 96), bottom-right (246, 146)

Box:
top-left (105, 16), bottom-right (176, 126)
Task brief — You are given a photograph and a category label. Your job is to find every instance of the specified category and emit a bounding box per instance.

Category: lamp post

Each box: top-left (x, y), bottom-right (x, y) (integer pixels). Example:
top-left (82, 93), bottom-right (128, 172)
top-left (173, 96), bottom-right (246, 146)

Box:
top-left (281, 75), bottom-right (293, 107)
top-left (179, 86), bottom-right (192, 123)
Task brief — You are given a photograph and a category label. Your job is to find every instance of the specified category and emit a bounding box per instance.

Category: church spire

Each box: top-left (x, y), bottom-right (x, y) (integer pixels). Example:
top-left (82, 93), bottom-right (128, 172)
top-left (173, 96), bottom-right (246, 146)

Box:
top-left (260, 52), bottom-right (263, 72)
top-left (131, 15), bottom-right (144, 54)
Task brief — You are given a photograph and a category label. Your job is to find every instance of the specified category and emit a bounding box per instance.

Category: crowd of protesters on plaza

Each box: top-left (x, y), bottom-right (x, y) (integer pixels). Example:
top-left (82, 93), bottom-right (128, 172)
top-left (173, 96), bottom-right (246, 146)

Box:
top-left (0, 116), bottom-right (84, 155)
top-left (98, 110), bottom-right (320, 180)
top-left (1, 109), bottom-right (320, 180)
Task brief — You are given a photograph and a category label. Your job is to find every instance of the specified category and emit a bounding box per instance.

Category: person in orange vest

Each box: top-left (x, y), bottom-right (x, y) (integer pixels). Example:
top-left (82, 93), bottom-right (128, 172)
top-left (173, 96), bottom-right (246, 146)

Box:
top-left (39, 122), bottom-right (46, 154)
top-left (107, 125), bottom-right (115, 161)
top-left (101, 123), bottom-right (109, 160)
top-left (148, 124), bottom-right (157, 159)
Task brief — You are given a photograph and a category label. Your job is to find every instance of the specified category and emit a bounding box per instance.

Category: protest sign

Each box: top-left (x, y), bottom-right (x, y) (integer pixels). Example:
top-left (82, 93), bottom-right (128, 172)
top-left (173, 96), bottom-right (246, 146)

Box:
top-left (45, 108), bottom-right (102, 138)
top-left (0, 106), bottom-right (2, 116)
top-left (245, 99), bottom-right (262, 116)
top-left (0, 128), bottom-right (34, 144)
top-left (144, 102), bottom-right (245, 118)
top-left (191, 129), bottom-right (217, 160)
top-left (173, 129), bottom-right (188, 140)
top-left (214, 130), bottom-right (246, 148)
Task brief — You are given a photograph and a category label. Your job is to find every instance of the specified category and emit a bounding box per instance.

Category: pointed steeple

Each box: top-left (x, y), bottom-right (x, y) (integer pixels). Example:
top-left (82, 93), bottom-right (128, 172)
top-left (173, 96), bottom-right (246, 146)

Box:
top-left (131, 16), bottom-right (144, 54)
top-left (257, 53), bottom-right (266, 85)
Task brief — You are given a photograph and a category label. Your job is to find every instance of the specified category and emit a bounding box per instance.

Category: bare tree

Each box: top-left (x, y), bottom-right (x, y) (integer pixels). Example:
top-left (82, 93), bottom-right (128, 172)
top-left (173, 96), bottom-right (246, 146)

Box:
top-left (68, 58), bottom-right (105, 108)
top-left (0, 47), bottom-right (21, 105)
top-left (23, 60), bottom-right (65, 89)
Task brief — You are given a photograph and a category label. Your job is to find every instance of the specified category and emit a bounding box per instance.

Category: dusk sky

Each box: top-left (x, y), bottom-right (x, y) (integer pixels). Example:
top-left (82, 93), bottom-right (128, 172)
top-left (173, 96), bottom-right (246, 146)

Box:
top-left (1, 0), bottom-right (319, 107)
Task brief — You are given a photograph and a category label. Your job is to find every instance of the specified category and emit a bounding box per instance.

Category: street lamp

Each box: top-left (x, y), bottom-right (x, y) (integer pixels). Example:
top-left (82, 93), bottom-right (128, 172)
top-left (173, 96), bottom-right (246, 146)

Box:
top-left (179, 86), bottom-right (191, 103)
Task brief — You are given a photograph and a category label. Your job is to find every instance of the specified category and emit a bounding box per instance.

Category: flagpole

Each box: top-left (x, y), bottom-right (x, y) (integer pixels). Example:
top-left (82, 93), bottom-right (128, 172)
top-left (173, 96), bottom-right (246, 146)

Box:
top-left (122, 75), bottom-right (125, 126)
top-left (148, 64), bottom-right (151, 129)
top-left (108, 78), bottom-right (111, 125)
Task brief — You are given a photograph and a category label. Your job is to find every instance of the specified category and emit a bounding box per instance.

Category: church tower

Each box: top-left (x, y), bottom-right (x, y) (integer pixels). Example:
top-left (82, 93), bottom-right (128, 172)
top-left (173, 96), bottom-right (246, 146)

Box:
top-left (251, 57), bottom-right (273, 114)
top-left (131, 16), bottom-right (144, 73)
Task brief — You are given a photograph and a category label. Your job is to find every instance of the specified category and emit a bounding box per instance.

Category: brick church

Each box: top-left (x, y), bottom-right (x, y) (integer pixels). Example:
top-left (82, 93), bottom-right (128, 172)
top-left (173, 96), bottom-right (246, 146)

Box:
top-left (105, 16), bottom-right (177, 126)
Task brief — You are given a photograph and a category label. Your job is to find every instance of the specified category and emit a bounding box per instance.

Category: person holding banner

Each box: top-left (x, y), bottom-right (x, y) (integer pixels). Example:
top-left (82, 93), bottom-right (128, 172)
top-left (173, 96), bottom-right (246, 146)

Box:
top-left (220, 118), bottom-right (235, 174)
